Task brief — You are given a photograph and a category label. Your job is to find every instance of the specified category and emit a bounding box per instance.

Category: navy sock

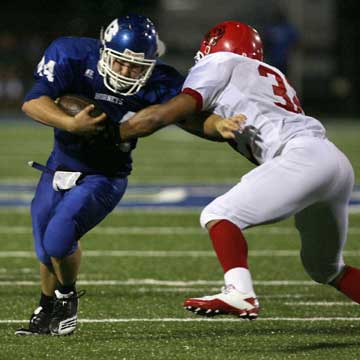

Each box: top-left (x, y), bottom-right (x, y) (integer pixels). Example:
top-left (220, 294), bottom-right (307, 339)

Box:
top-left (57, 282), bottom-right (76, 295)
top-left (39, 292), bottom-right (54, 313)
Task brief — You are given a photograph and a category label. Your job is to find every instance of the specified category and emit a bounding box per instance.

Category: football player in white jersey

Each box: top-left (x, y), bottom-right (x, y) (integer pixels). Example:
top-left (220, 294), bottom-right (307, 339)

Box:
top-left (119, 21), bottom-right (359, 319)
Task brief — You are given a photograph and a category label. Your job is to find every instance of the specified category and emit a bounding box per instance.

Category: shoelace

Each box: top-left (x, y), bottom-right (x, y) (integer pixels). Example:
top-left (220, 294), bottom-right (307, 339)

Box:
top-left (31, 311), bottom-right (50, 325)
top-left (76, 289), bottom-right (86, 299)
top-left (52, 290), bottom-right (86, 317)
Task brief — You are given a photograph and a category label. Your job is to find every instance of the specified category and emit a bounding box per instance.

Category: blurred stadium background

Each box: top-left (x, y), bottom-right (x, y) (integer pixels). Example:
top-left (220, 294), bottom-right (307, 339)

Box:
top-left (1, 0), bottom-right (359, 117)
top-left (1, 1), bottom-right (360, 359)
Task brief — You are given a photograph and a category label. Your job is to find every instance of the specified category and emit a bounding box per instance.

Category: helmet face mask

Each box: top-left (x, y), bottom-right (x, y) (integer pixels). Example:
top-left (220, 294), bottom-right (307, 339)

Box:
top-left (98, 15), bottom-right (159, 96)
top-left (99, 46), bottom-right (156, 96)
top-left (195, 21), bottom-right (264, 63)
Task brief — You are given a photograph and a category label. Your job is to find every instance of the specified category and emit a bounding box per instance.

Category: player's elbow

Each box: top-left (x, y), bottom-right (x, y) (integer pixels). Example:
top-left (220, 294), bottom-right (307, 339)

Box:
top-left (21, 101), bottom-right (31, 115)
top-left (22, 98), bottom-right (39, 117)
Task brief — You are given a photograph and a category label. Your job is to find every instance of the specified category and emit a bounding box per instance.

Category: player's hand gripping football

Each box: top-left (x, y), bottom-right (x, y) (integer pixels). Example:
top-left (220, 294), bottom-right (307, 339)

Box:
top-left (215, 114), bottom-right (247, 139)
top-left (68, 105), bottom-right (107, 135)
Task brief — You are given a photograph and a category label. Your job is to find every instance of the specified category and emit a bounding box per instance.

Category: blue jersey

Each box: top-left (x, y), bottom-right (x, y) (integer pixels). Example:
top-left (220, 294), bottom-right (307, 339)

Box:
top-left (25, 37), bottom-right (185, 177)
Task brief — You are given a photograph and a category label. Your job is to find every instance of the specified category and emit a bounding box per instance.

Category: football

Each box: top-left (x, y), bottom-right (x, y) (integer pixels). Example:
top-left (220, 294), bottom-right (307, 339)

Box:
top-left (55, 94), bottom-right (121, 147)
top-left (55, 94), bottom-right (103, 117)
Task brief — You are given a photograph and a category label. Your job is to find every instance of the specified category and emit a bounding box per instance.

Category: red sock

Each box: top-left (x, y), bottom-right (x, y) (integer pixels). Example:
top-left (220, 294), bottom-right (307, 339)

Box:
top-left (209, 219), bottom-right (248, 272)
top-left (337, 266), bottom-right (360, 303)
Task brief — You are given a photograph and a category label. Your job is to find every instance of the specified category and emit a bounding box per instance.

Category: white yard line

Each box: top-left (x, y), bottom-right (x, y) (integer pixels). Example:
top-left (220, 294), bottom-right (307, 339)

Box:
top-left (0, 226), bottom-right (207, 235)
top-left (1, 249), bottom-right (360, 257)
top-left (284, 301), bottom-right (357, 306)
top-left (2, 225), bottom-right (360, 235)
top-left (3, 317), bottom-right (360, 324)
top-left (0, 279), bottom-right (316, 286)
top-left (1, 206), bottom-right (360, 214)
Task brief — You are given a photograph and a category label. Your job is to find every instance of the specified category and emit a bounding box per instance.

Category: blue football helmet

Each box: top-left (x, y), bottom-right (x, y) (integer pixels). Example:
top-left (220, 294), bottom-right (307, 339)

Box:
top-left (98, 14), bottom-right (163, 95)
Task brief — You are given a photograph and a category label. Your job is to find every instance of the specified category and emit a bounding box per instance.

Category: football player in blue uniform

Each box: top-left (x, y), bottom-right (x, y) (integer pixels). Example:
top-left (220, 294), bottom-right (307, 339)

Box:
top-left (15, 14), bottom-right (184, 336)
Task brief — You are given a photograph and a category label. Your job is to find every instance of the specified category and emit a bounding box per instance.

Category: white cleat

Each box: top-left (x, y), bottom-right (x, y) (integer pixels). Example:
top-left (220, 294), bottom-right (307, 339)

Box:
top-left (183, 285), bottom-right (259, 319)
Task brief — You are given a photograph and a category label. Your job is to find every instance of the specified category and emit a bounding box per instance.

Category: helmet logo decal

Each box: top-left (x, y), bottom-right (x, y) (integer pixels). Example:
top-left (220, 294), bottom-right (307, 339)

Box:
top-left (197, 21), bottom-right (264, 61)
top-left (123, 49), bottom-right (145, 59)
top-left (104, 19), bottom-right (119, 42)
top-left (204, 26), bottom-right (225, 54)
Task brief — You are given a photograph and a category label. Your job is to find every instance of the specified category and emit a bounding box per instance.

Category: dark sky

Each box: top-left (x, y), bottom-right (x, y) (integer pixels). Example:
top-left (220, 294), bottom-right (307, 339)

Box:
top-left (1, 0), bottom-right (359, 113)
top-left (2, 0), bottom-right (160, 36)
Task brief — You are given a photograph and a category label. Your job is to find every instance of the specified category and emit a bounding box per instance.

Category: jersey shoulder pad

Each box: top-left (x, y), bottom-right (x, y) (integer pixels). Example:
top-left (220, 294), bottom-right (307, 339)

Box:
top-left (46, 36), bottom-right (99, 62)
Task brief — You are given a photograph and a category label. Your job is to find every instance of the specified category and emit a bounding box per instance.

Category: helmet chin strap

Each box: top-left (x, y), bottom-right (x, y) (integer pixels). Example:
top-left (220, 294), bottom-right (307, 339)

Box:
top-left (99, 27), bottom-right (104, 43)
top-left (102, 62), bottom-right (147, 96)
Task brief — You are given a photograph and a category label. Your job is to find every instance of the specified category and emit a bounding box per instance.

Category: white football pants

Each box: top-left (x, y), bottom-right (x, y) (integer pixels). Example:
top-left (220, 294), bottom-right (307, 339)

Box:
top-left (200, 136), bottom-right (355, 284)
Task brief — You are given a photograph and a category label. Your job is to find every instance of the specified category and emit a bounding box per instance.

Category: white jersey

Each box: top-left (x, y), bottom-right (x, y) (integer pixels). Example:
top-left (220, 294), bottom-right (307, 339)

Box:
top-left (182, 52), bottom-right (326, 164)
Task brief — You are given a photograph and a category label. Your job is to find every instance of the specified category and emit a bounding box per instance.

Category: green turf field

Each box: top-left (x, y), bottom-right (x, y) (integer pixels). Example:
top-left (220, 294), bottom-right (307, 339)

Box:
top-left (0, 118), bottom-right (360, 359)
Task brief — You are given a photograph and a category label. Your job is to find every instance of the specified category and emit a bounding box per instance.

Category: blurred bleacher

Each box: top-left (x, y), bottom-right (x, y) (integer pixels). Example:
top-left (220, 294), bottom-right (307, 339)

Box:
top-left (1, 0), bottom-right (359, 117)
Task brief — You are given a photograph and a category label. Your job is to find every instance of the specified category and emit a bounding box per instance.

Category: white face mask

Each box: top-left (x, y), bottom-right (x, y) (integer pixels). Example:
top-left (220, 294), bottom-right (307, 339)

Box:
top-left (98, 47), bottom-right (156, 96)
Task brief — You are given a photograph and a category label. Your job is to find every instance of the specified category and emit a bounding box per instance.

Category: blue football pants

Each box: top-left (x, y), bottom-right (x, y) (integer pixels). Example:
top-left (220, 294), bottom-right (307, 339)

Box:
top-left (31, 172), bottom-right (127, 264)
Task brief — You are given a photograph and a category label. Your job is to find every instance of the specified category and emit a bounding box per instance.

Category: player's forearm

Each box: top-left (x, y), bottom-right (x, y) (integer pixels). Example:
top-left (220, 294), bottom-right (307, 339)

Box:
top-left (119, 93), bottom-right (198, 141)
top-left (22, 96), bottom-right (73, 131)
top-left (119, 105), bottom-right (167, 141)
top-left (176, 113), bottom-right (226, 142)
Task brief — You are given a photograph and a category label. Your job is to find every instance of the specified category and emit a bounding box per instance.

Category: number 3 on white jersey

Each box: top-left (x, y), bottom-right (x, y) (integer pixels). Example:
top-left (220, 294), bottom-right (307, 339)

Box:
top-left (258, 64), bottom-right (303, 114)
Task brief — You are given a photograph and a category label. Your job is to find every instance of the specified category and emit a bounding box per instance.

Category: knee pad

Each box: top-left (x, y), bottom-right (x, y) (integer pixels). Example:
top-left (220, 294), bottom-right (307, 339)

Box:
top-left (200, 202), bottom-right (246, 230)
top-left (302, 268), bottom-right (330, 284)
top-left (42, 216), bottom-right (79, 259)
top-left (32, 215), bottom-right (51, 265)
top-left (34, 245), bottom-right (52, 265)
top-left (300, 253), bottom-right (338, 284)
top-left (200, 205), bottom-right (215, 229)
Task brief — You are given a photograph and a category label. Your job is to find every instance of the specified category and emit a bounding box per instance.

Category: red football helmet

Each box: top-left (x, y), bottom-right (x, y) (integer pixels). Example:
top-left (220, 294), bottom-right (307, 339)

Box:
top-left (195, 21), bottom-right (264, 62)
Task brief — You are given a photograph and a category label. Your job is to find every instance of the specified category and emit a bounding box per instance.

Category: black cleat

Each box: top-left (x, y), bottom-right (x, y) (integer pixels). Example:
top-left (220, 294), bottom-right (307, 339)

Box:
top-left (49, 289), bottom-right (85, 336)
top-left (15, 306), bottom-right (51, 336)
